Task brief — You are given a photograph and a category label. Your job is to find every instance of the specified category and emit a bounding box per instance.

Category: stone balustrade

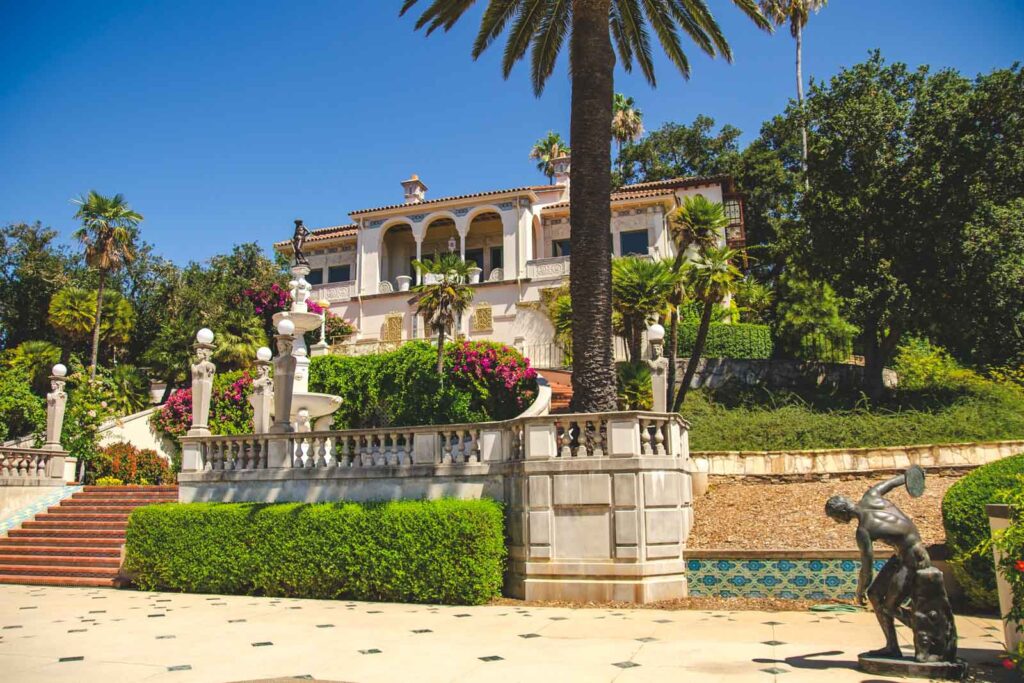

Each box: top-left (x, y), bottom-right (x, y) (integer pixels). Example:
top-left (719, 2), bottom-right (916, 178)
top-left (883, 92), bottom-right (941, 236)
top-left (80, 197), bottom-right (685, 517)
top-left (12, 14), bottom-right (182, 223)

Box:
top-left (0, 447), bottom-right (68, 483)
top-left (525, 255), bottom-right (570, 281)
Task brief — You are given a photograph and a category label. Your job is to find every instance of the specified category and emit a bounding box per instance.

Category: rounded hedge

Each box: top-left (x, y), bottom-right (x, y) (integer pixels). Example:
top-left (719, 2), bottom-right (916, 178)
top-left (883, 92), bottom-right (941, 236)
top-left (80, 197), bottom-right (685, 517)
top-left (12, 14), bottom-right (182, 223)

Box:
top-left (678, 322), bottom-right (774, 359)
top-left (941, 452), bottom-right (1024, 606)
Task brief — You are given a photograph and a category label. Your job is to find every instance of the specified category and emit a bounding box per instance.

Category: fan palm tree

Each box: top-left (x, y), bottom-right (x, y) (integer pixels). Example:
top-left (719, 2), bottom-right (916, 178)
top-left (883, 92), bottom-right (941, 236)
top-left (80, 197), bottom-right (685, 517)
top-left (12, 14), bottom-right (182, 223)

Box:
top-left (4, 340), bottom-right (62, 393)
top-left (529, 131), bottom-right (570, 183)
top-left (213, 312), bottom-right (268, 370)
top-left (611, 256), bottom-right (677, 362)
top-left (759, 0), bottom-right (828, 180)
top-left (49, 287), bottom-right (136, 357)
top-left (102, 363), bottom-right (149, 415)
top-left (665, 195), bottom-right (729, 406)
top-left (612, 93), bottom-right (644, 159)
top-left (412, 253), bottom-right (475, 374)
top-left (72, 191), bottom-right (142, 378)
top-left (672, 245), bottom-right (744, 411)
top-left (401, 0), bottom-right (771, 413)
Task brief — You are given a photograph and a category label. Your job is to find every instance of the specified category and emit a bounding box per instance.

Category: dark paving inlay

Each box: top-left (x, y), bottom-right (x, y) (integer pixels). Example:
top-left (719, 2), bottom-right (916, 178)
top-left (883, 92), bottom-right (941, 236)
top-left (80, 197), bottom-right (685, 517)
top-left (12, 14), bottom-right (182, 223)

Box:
top-left (359, 649), bottom-right (381, 655)
top-left (762, 640), bottom-right (786, 647)
top-left (762, 621), bottom-right (783, 626)
top-left (228, 619), bottom-right (246, 623)
top-left (549, 616), bottom-right (567, 621)
top-left (636, 637), bottom-right (657, 643)
top-left (612, 661), bottom-right (640, 669)
top-left (367, 610), bottom-right (382, 614)
top-left (454, 613), bottom-right (472, 618)
top-left (760, 667), bottom-right (788, 675)
top-left (156, 635), bottom-right (176, 640)
top-left (59, 656), bottom-right (84, 663)
top-left (88, 610), bottom-right (105, 614)
top-left (19, 606), bottom-right (37, 610)
top-left (654, 619), bottom-right (672, 624)
top-left (148, 614), bottom-right (165, 618)
top-left (519, 633), bottom-right (541, 639)
top-left (412, 629), bottom-right (432, 634)
top-left (289, 606), bottom-right (302, 610)
top-left (252, 642), bottom-right (273, 647)
top-left (3, 626), bottom-right (22, 630)
top-left (293, 677), bottom-right (314, 680)
top-left (479, 656), bottom-right (504, 662)
top-left (67, 629), bottom-right (87, 633)
top-left (316, 624), bottom-right (335, 629)
top-left (167, 665), bottom-right (192, 672)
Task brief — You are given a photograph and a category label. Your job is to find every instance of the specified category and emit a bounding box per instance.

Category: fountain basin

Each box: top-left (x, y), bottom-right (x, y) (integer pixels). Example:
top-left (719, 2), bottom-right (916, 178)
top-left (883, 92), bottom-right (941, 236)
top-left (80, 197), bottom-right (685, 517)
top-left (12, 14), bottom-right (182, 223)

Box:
top-left (271, 392), bottom-right (343, 431)
top-left (272, 311), bottom-right (323, 335)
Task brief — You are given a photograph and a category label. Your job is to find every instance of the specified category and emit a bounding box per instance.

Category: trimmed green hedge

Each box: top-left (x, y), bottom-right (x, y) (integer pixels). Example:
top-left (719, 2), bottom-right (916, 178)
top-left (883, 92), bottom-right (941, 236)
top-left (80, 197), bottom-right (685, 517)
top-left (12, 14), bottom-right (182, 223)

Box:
top-left (678, 322), bottom-right (774, 359)
top-left (942, 453), bottom-right (1024, 607)
top-left (124, 499), bottom-right (506, 605)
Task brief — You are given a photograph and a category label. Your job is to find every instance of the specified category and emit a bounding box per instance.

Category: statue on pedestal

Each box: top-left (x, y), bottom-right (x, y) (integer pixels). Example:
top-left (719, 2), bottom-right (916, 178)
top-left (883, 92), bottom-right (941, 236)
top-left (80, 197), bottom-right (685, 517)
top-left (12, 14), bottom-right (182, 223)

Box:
top-left (826, 466), bottom-right (965, 680)
top-left (292, 219), bottom-right (310, 266)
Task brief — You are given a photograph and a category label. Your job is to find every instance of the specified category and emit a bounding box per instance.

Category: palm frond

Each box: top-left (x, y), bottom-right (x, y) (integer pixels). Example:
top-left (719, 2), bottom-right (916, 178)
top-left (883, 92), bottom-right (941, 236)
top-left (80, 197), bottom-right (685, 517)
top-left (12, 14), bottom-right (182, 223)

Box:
top-left (473, 0), bottom-right (523, 58)
top-left (640, 0), bottom-right (692, 80)
top-left (530, 0), bottom-right (571, 96)
top-left (502, 0), bottom-right (547, 79)
top-left (617, 0), bottom-right (657, 86)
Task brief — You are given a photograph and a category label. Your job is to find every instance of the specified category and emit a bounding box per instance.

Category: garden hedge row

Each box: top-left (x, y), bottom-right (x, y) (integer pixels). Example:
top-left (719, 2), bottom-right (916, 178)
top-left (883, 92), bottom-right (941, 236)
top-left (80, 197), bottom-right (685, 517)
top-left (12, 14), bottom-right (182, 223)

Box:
top-left (124, 499), bottom-right (505, 605)
top-left (678, 322), bottom-right (774, 359)
top-left (941, 452), bottom-right (1024, 607)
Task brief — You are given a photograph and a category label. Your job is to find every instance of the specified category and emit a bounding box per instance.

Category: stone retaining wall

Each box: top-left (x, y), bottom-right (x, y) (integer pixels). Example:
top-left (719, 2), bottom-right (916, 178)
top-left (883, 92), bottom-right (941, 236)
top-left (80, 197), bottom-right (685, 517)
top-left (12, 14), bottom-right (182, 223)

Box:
top-left (692, 439), bottom-right (1024, 477)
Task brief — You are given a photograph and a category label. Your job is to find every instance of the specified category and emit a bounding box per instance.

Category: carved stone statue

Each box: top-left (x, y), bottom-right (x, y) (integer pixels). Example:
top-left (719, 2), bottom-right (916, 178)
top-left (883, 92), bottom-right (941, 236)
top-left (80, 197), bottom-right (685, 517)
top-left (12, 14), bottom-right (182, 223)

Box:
top-left (826, 466), bottom-right (964, 679)
top-left (292, 219), bottom-right (310, 266)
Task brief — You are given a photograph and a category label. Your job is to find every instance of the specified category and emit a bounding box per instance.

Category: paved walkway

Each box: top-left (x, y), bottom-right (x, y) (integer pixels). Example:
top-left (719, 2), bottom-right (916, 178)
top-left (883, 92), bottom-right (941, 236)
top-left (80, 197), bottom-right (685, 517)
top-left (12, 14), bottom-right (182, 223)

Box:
top-left (0, 585), bottom-right (1013, 682)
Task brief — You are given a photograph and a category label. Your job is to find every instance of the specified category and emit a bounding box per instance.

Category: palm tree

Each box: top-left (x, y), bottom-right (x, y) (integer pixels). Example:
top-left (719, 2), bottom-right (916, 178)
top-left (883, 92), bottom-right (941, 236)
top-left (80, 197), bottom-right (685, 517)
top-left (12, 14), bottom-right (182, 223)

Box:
top-left (412, 253), bottom-right (475, 374)
top-left (665, 196), bottom-right (729, 407)
top-left (672, 245), bottom-right (744, 411)
top-left (529, 131), bottom-right (570, 184)
top-left (759, 0), bottom-right (828, 180)
top-left (72, 191), bottom-right (142, 379)
top-left (213, 312), bottom-right (268, 370)
top-left (49, 287), bottom-right (136, 360)
top-left (401, 0), bottom-right (771, 413)
top-left (102, 364), bottom-right (149, 415)
top-left (612, 93), bottom-right (644, 160)
top-left (4, 340), bottom-right (62, 393)
top-left (611, 256), bottom-right (677, 362)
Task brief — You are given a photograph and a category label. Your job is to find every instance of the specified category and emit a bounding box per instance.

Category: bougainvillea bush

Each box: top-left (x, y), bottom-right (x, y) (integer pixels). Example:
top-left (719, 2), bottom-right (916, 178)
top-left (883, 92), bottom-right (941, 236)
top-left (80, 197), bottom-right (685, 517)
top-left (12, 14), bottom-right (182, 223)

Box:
top-left (152, 370), bottom-right (255, 449)
top-left (90, 441), bottom-right (174, 485)
top-left (992, 475), bottom-right (1024, 674)
top-left (241, 284), bottom-right (354, 343)
top-left (447, 341), bottom-right (538, 420)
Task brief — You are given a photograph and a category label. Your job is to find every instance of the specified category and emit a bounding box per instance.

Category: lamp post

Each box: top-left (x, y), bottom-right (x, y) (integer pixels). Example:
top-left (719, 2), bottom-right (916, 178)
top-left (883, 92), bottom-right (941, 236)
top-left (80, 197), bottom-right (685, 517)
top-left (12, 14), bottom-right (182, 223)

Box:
top-left (182, 328), bottom-right (216, 472)
top-left (646, 322), bottom-right (669, 412)
top-left (44, 363), bottom-right (69, 479)
top-left (249, 346), bottom-right (273, 434)
top-left (310, 299), bottom-right (331, 357)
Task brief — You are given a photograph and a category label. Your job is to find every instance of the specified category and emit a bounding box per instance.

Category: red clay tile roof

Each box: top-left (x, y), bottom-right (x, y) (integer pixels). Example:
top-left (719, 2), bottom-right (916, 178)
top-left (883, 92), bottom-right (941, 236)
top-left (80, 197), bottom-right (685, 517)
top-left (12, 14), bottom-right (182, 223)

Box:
top-left (274, 224), bottom-right (358, 249)
top-left (618, 175), bottom-right (730, 191)
top-left (542, 188), bottom-right (677, 211)
top-left (349, 186), bottom-right (537, 216)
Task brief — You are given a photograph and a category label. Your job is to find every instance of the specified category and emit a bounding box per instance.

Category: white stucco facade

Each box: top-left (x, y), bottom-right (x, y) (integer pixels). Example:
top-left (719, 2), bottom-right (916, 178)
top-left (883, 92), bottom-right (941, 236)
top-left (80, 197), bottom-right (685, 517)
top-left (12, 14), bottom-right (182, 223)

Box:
top-left (275, 165), bottom-right (745, 364)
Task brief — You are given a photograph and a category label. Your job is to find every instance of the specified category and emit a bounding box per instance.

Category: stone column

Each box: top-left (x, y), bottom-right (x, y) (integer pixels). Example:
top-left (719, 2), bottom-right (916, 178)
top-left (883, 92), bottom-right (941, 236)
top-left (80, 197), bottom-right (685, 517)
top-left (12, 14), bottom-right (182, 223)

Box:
top-left (248, 347), bottom-right (273, 434)
top-left (181, 329), bottom-right (216, 472)
top-left (267, 319), bottom-right (297, 468)
top-left (414, 238), bottom-right (423, 285)
top-left (43, 364), bottom-right (68, 478)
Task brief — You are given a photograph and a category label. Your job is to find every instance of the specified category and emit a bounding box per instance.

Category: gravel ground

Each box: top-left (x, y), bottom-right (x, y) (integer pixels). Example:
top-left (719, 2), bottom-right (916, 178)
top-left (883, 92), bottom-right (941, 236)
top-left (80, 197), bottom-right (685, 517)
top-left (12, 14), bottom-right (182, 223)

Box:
top-left (689, 474), bottom-right (960, 550)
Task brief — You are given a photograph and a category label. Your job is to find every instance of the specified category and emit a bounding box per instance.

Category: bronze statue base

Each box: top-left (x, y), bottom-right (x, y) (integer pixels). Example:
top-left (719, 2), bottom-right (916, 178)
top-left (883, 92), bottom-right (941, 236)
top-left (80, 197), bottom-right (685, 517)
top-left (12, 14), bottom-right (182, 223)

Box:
top-left (858, 652), bottom-right (966, 680)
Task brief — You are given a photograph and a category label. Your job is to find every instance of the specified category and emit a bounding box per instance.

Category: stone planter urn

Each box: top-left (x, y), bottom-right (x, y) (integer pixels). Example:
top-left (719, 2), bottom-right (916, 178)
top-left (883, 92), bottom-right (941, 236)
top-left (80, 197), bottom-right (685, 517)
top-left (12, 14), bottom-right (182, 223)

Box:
top-left (423, 273), bottom-right (438, 285)
top-left (987, 503), bottom-right (1023, 653)
top-left (396, 275), bottom-right (412, 292)
top-left (467, 266), bottom-right (482, 284)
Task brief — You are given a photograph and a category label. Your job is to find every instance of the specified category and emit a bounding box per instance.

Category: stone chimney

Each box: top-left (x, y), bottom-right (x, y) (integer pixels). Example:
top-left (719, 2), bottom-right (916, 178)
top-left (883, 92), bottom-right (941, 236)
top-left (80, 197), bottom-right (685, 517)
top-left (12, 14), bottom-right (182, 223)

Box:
top-left (551, 155), bottom-right (571, 187)
top-left (401, 174), bottom-right (428, 204)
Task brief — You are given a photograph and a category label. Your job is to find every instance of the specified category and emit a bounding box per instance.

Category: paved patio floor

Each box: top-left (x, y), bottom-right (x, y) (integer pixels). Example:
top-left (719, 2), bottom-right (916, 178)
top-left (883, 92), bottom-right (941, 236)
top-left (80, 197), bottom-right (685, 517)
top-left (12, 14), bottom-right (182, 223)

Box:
top-left (0, 585), bottom-right (1013, 683)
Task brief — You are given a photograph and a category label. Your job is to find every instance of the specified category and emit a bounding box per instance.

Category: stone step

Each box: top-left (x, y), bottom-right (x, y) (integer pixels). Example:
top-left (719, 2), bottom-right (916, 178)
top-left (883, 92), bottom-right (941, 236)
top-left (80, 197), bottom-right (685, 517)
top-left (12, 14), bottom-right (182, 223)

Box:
top-left (52, 502), bottom-right (155, 511)
top-left (0, 544), bottom-right (121, 557)
top-left (36, 512), bottom-right (131, 522)
top-left (82, 485), bottom-right (177, 493)
top-left (0, 554), bottom-right (120, 568)
top-left (21, 520), bottom-right (128, 530)
top-left (0, 537), bottom-right (124, 549)
top-left (0, 574), bottom-right (116, 587)
top-left (73, 492), bottom-right (177, 501)
top-left (0, 563), bottom-right (119, 578)
top-left (7, 528), bottom-right (126, 540)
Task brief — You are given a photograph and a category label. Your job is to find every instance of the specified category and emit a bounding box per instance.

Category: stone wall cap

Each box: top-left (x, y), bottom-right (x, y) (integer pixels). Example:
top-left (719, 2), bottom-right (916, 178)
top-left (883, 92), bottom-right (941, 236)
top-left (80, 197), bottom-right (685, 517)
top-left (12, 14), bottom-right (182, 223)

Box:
top-left (985, 503), bottom-right (1011, 519)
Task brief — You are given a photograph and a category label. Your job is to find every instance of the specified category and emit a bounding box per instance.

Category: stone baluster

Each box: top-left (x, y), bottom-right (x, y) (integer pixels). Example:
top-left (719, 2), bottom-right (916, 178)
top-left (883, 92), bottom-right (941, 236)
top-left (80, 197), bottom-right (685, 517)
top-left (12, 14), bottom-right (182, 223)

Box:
top-left (654, 420), bottom-right (667, 455)
top-left (640, 419), bottom-right (653, 455)
top-left (592, 419), bottom-right (606, 457)
top-left (469, 429), bottom-right (481, 463)
top-left (182, 329), bottom-right (216, 472)
top-left (315, 436), bottom-right (327, 468)
top-left (404, 432), bottom-right (414, 465)
top-left (338, 435), bottom-right (350, 467)
top-left (360, 436), bottom-right (373, 467)
top-left (559, 423), bottom-right (573, 458)
top-left (441, 432), bottom-right (453, 464)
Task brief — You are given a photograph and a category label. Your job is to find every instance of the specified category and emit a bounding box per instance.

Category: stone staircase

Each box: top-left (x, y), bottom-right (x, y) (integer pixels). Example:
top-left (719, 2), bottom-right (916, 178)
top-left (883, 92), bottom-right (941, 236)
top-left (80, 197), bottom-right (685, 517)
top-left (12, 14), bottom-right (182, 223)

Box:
top-left (0, 485), bottom-right (177, 587)
top-left (543, 369), bottom-right (573, 414)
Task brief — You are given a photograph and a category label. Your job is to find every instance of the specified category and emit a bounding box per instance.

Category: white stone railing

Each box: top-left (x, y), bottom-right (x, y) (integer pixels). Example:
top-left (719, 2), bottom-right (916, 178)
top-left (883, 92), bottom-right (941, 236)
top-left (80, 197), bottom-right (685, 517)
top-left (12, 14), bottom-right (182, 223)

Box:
top-left (311, 281), bottom-right (357, 303)
top-left (180, 411), bottom-right (688, 473)
top-left (525, 255), bottom-right (570, 281)
top-left (0, 447), bottom-right (68, 482)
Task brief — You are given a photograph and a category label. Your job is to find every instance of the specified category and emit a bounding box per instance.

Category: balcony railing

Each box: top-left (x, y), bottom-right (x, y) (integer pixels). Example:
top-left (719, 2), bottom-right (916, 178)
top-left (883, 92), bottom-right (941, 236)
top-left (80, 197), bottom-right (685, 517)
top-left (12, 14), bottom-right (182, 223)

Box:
top-left (525, 256), bottom-right (570, 281)
top-left (310, 280), bottom-right (357, 303)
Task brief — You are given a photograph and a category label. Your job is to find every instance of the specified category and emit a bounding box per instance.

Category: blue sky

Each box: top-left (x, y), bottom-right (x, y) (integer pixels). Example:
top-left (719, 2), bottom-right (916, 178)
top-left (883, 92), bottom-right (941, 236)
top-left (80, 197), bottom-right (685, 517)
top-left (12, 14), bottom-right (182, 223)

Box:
top-left (2, 0), bottom-right (1021, 265)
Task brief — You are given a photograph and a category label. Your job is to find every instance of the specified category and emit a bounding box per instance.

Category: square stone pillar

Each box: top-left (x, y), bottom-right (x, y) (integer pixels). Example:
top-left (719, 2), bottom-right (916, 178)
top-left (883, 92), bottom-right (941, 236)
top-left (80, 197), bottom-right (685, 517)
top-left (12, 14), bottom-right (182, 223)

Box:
top-left (182, 331), bottom-right (216, 472)
top-left (43, 367), bottom-right (68, 478)
top-left (249, 357), bottom-right (273, 434)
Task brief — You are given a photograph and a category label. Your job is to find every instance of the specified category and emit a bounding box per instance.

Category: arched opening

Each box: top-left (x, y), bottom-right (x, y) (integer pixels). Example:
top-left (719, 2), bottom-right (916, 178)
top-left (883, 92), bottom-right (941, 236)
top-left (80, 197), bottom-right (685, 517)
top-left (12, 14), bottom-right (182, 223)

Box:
top-left (465, 211), bottom-right (504, 280)
top-left (420, 217), bottom-right (459, 261)
top-left (380, 223), bottom-right (416, 289)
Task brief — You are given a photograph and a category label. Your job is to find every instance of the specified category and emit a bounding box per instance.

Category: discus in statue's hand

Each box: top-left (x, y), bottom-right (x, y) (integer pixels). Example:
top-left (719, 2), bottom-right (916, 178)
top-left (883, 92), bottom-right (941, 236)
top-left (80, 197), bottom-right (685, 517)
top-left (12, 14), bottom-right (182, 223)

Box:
top-left (905, 464), bottom-right (926, 498)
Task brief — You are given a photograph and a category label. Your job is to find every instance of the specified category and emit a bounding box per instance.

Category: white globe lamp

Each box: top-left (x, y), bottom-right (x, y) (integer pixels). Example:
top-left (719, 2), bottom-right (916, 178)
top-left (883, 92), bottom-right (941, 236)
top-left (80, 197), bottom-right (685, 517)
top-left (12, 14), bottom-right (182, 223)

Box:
top-left (277, 318), bottom-right (296, 336)
top-left (196, 328), bottom-right (215, 345)
top-left (256, 347), bottom-right (273, 362)
top-left (51, 363), bottom-right (68, 378)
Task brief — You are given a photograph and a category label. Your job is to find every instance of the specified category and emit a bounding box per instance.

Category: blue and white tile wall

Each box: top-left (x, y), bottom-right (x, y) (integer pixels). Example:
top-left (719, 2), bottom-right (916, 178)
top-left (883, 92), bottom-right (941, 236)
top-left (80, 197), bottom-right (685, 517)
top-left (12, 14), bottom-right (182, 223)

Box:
top-left (686, 557), bottom-right (888, 600)
top-left (0, 485), bottom-right (83, 536)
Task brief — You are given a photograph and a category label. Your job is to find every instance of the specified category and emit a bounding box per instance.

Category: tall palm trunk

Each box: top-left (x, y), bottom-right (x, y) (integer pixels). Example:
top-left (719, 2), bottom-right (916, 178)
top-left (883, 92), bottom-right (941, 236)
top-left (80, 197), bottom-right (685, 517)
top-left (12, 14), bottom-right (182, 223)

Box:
top-left (436, 325), bottom-right (446, 375)
top-left (672, 294), bottom-right (715, 412)
top-left (796, 23), bottom-right (809, 189)
top-left (665, 249), bottom-right (688, 408)
top-left (569, 0), bottom-right (617, 413)
top-left (89, 270), bottom-right (106, 379)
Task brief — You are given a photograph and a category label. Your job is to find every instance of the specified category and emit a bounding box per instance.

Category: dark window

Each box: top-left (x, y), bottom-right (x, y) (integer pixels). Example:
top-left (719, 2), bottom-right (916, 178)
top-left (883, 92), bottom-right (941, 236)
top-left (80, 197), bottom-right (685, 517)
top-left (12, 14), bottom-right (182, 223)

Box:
top-left (465, 248), bottom-right (484, 269)
top-left (306, 268), bottom-right (324, 285)
top-left (553, 239), bottom-right (571, 257)
top-left (490, 246), bottom-right (504, 272)
top-left (619, 229), bottom-right (649, 256)
top-left (327, 265), bottom-right (351, 283)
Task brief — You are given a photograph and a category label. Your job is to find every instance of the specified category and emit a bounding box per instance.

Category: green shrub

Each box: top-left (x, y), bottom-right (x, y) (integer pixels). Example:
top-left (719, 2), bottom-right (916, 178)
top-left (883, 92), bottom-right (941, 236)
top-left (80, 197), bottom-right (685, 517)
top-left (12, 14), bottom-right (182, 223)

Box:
top-left (310, 341), bottom-right (537, 429)
top-left (0, 367), bottom-right (45, 442)
top-left (90, 442), bottom-right (175, 485)
top-left (95, 476), bottom-right (124, 486)
top-left (942, 453), bottom-right (1024, 607)
top-left (893, 337), bottom-right (979, 392)
top-left (678, 322), bottom-right (773, 359)
top-left (125, 499), bottom-right (506, 605)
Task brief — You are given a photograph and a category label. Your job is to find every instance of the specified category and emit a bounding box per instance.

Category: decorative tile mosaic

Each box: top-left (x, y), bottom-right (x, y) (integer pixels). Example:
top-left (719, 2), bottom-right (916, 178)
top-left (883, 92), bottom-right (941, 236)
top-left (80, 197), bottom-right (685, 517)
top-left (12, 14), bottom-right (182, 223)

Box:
top-left (0, 485), bottom-right (83, 536)
top-left (685, 557), bottom-right (887, 600)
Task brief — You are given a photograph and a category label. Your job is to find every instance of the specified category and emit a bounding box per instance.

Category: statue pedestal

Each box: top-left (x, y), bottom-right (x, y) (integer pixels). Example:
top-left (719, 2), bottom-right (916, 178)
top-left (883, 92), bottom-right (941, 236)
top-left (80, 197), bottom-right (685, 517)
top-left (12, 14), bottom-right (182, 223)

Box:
top-left (858, 653), bottom-right (966, 680)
